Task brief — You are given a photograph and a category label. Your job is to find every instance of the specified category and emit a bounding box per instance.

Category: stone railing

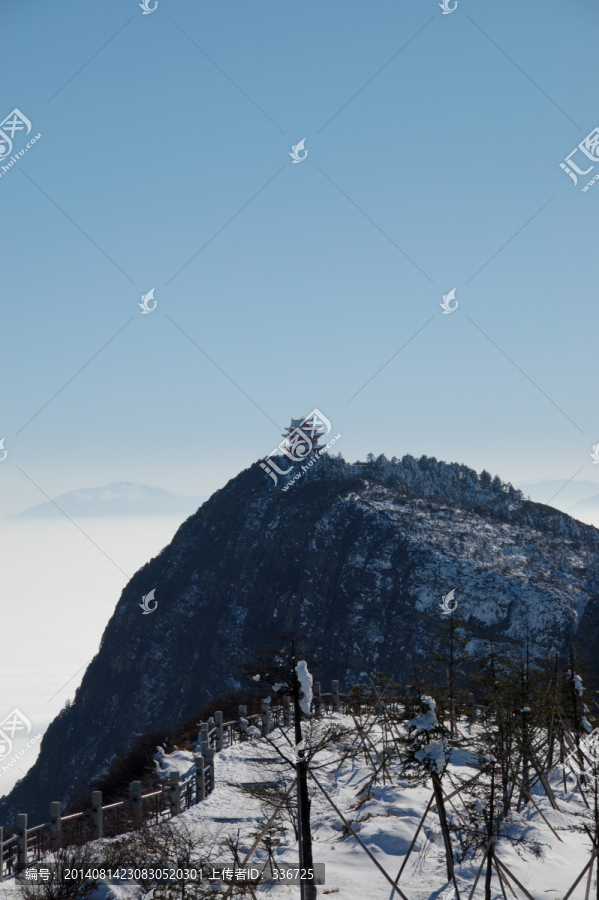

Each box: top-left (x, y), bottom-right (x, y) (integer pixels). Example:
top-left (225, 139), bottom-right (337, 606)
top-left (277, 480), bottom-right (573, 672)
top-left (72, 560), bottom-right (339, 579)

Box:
top-left (0, 680), bottom-right (345, 880)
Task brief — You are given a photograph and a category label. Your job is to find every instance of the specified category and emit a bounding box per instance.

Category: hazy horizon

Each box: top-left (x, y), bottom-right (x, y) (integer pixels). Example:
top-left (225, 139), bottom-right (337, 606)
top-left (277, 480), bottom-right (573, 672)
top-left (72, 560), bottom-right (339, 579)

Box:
top-left (0, 513), bottom-right (191, 799)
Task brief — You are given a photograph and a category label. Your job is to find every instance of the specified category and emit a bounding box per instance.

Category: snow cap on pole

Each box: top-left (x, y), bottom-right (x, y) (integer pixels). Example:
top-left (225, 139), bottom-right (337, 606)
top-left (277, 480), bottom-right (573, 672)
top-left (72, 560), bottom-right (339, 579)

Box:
top-left (296, 660), bottom-right (313, 715)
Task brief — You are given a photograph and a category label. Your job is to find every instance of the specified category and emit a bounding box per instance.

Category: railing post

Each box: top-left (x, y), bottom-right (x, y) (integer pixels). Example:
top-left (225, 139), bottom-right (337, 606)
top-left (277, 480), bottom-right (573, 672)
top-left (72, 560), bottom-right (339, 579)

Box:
top-left (0, 826), bottom-right (3, 882)
top-left (130, 781), bottom-right (143, 829)
top-left (332, 680), bottom-right (340, 713)
top-left (205, 747), bottom-right (215, 794)
top-left (169, 771), bottom-right (181, 817)
top-left (238, 705), bottom-right (248, 742)
top-left (215, 711), bottom-right (224, 752)
top-left (283, 695), bottom-right (291, 726)
top-left (194, 753), bottom-right (206, 802)
top-left (49, 802), bottom-right (62, 852)
top-left (16, 814), bottom-right (27, 873)
top-left (314, 682), bottom-right (322, 716)
top-left (200, 723), bottom-right (209, 755)
top-left (261, 700), bottom-right (271, 737)
top-left (91, 791), bottom-right (103, 840)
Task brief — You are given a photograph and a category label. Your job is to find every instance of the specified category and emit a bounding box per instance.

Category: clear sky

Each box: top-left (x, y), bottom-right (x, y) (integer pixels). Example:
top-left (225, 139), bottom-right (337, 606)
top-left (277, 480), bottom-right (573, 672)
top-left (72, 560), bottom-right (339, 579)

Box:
top-left (2, 0), bottom-right (599, 518)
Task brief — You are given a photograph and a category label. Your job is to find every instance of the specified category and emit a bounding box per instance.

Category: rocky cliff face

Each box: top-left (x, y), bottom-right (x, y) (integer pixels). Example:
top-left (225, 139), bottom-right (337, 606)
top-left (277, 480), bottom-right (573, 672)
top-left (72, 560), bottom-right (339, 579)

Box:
top-left (3, 453), bottom-right (599, 826)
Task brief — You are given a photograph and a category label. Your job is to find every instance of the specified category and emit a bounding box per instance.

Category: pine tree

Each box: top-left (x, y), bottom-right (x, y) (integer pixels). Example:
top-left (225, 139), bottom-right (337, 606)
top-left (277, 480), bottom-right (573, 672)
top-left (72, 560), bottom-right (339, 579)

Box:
top-left (399, 693), bottom-right (457, 886)
top-left (429, 606), bottom-right (472, 740)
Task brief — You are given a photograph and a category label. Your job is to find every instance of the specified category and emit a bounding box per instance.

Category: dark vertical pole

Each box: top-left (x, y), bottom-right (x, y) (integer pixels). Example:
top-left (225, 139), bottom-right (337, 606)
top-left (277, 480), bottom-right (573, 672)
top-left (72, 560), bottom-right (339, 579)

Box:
top-left (292, 638), bottom-right (316, 900)
top-left (594, 778), bottom-right (599, 900)
top-left (296, 765), bottom-right (305, 900)
top-left (449, 614), bottom-right (455, 738)
top-left (484, 767), bottom-right (495, 900)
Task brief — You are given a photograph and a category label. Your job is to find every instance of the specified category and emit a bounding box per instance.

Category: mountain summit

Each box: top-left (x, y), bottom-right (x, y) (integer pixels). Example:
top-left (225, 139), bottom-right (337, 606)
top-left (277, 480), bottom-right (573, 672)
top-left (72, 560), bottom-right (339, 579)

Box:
top-left (3, 453), bottom-right (599, 825)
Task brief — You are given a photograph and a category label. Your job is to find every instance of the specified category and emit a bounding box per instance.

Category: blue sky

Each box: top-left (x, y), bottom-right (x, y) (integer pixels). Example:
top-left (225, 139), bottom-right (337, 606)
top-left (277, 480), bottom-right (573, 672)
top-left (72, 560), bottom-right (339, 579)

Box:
top-left (2, 0), bottom-right (599, 517)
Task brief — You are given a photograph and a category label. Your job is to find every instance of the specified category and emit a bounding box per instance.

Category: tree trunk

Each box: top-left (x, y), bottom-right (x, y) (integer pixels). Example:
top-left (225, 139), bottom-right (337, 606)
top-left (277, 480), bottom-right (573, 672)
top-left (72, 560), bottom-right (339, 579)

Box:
top-left (484, 845), bottom-right (493, 900)
top-left (485, 769), bottom-right (495, 900)
top-left (595, 795), bottom-right (599, 900)
top-left (432, 773), bottom-right (454, 884)
top-left (519, 753), bottom-right (531, 809)
top-left (449, 618), bottom-right (455, 739)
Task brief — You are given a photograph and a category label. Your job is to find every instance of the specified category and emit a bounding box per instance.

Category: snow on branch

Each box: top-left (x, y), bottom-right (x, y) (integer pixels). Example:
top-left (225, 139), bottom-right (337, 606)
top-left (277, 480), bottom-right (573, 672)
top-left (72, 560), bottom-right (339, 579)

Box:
top-left (407, 695), bottom-right (438, 733)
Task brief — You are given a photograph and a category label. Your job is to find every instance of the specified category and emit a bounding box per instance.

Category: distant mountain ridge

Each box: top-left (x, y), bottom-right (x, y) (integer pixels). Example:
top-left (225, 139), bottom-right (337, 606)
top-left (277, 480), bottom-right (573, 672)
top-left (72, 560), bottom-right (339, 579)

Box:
top-left (569, 493), bottom-right (599, 514)
top-left (7, 482), bottom-right (205, 519)
top-left (517, 479), bottom-right (599, 525)
top-left (3, 453), bottom-right (599, 826)
top-left (518, 479), bottom-right (599, 510)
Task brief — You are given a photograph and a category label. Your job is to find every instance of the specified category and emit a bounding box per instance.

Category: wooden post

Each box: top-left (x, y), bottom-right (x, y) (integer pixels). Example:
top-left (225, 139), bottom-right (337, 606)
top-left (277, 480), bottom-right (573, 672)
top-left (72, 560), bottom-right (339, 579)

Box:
top-left (332, 680), bottom-right (339, 713)
top-left (314, 682), bottom-right (322, 716)
top-left (169, 771), bottom-right (181, 817)
top-left (49, 802), bottom-right (62, 852)
top-left (91, 791), bottom-right (103, 840)
top-left (205, 747), bottom-right (215, 794)
top-left (215, 711), bottom-right (224, 752)
top-left (261, 700), bottom-right (271, 737)
top-left (130, 781), bottom-right (143, 829)
top-left (194, 753), bottom-right (206, 802)
top-left (283, 695), bottom-right (291, 726)
top-left (16, 814), bottom-right (27, 873)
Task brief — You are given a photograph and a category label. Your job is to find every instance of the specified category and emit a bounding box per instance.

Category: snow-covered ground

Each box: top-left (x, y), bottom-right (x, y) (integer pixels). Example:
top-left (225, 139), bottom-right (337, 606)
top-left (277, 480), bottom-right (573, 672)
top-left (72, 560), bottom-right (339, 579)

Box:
top-left (0, 716), bottom-right (592, 900)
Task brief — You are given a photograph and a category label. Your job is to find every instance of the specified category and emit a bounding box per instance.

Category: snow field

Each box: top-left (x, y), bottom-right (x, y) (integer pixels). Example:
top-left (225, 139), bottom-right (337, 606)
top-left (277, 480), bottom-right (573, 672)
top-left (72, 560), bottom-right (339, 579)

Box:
top-left (152, 717), bottom-right (593, 899)
top-left (0, 716), bottom-right (593, 900)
